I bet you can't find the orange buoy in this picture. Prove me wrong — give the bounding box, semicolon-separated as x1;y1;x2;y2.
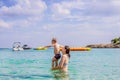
60;47;91;51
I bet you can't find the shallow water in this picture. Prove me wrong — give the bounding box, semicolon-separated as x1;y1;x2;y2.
0;48;120;80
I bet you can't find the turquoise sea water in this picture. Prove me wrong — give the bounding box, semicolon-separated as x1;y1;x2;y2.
0;48;120;80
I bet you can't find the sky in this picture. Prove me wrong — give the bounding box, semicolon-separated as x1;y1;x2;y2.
0;0;120;48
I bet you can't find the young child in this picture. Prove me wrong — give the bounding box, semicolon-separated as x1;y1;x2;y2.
44;38;63;69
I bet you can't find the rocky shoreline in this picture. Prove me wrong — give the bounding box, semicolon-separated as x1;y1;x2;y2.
86;44;120;48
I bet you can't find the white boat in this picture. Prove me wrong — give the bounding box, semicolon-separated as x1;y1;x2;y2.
12;42;24;51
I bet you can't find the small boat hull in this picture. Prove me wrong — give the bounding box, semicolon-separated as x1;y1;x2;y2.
13;48;24;51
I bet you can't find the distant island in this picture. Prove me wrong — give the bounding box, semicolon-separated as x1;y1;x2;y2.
86;37;120;48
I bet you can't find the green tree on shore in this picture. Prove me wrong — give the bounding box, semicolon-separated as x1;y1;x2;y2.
111;37;120;45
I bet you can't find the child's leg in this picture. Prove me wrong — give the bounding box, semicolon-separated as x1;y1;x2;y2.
52;57;56;68
55;60;58;67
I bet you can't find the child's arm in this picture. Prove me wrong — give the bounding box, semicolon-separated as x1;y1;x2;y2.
44;45;52;48
43;44;53;48
60;45;64;48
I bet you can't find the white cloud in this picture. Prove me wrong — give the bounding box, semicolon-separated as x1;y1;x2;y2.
52;3;70;15
51;0;84;20
0;0;47;16
0;19;12;28
51;0;120;20
42;14;120;36
0;0;47;28
111;0;120;6
51;3;70;20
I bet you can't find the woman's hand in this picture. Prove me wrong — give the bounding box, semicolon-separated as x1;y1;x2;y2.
51;66;59;70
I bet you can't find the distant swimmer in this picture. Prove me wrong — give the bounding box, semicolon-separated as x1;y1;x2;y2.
52;45;70;72
44;38;63;69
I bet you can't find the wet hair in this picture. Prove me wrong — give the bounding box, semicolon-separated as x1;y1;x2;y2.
52;38;57;43
65;45;70;58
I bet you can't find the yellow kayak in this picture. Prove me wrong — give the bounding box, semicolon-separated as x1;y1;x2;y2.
34;47;47;50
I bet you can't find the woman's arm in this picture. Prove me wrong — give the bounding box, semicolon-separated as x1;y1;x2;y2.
59;55;65;69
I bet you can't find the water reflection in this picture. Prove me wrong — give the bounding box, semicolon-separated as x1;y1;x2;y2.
51;70;70;80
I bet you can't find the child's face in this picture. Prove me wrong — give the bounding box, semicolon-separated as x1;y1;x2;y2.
51;40;55;44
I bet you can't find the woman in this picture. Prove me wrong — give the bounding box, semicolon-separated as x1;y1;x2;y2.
52;45;70;72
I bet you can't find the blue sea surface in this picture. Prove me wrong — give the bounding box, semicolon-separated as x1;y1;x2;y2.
0;48;120;80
